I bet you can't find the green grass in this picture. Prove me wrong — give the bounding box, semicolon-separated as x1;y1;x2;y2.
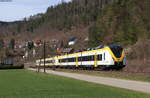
0;70;150;98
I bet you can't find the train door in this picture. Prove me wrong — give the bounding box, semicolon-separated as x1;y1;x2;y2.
94;53;98;67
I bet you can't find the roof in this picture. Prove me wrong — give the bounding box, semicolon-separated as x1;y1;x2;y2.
68;37;78;42
62;48;74;53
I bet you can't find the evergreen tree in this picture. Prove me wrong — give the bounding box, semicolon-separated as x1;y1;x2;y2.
28;41;34;50
0;39;4;49
9;39;15;50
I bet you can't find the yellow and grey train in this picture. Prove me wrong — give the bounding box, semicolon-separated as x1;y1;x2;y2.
36;45;126;70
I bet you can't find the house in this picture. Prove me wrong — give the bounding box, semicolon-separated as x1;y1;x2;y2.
68;37;78;46
62;48;74;54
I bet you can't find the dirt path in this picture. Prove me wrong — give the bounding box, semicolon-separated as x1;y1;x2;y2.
28;68;150;94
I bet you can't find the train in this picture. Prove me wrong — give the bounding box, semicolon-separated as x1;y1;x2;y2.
36;44;126;70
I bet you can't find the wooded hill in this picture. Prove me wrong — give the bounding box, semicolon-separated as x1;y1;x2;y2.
0;0;149;47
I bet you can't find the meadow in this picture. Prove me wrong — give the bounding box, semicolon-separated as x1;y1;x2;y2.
0;70;150;98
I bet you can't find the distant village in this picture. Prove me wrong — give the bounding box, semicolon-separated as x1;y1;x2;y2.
0;36;91;67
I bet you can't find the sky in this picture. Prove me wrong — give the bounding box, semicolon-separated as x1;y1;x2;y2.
0;0;71;22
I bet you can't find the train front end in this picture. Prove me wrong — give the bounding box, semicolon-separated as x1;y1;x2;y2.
108;45;126;69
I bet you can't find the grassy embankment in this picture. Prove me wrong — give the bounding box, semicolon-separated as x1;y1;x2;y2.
0;70;150;98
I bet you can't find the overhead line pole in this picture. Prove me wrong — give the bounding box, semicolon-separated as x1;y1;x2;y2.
43;41;46;73
38;58;41;73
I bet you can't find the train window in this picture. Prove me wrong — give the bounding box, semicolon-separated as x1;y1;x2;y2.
59;59;65;63
59;59;61;63
65;59;68;62
78;55;94;61
52;60;55;63
72;58;75;62
78;57;82;61
61;59;66;62
109;45;123;58
97;54;102;61
87;56;94;61
46;60;53;63
40;61;44;64
91;56;94;60
68;58;76;62
62;59;65;62
59;58;69;62
104;53;105;60
81;56;85;61
68;58;70;62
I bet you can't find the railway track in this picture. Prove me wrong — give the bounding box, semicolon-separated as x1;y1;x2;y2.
33;66;150;77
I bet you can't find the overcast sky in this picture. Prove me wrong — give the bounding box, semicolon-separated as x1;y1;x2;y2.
0;0;71;22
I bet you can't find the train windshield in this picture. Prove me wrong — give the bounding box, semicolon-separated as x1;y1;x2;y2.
108;45;123;58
